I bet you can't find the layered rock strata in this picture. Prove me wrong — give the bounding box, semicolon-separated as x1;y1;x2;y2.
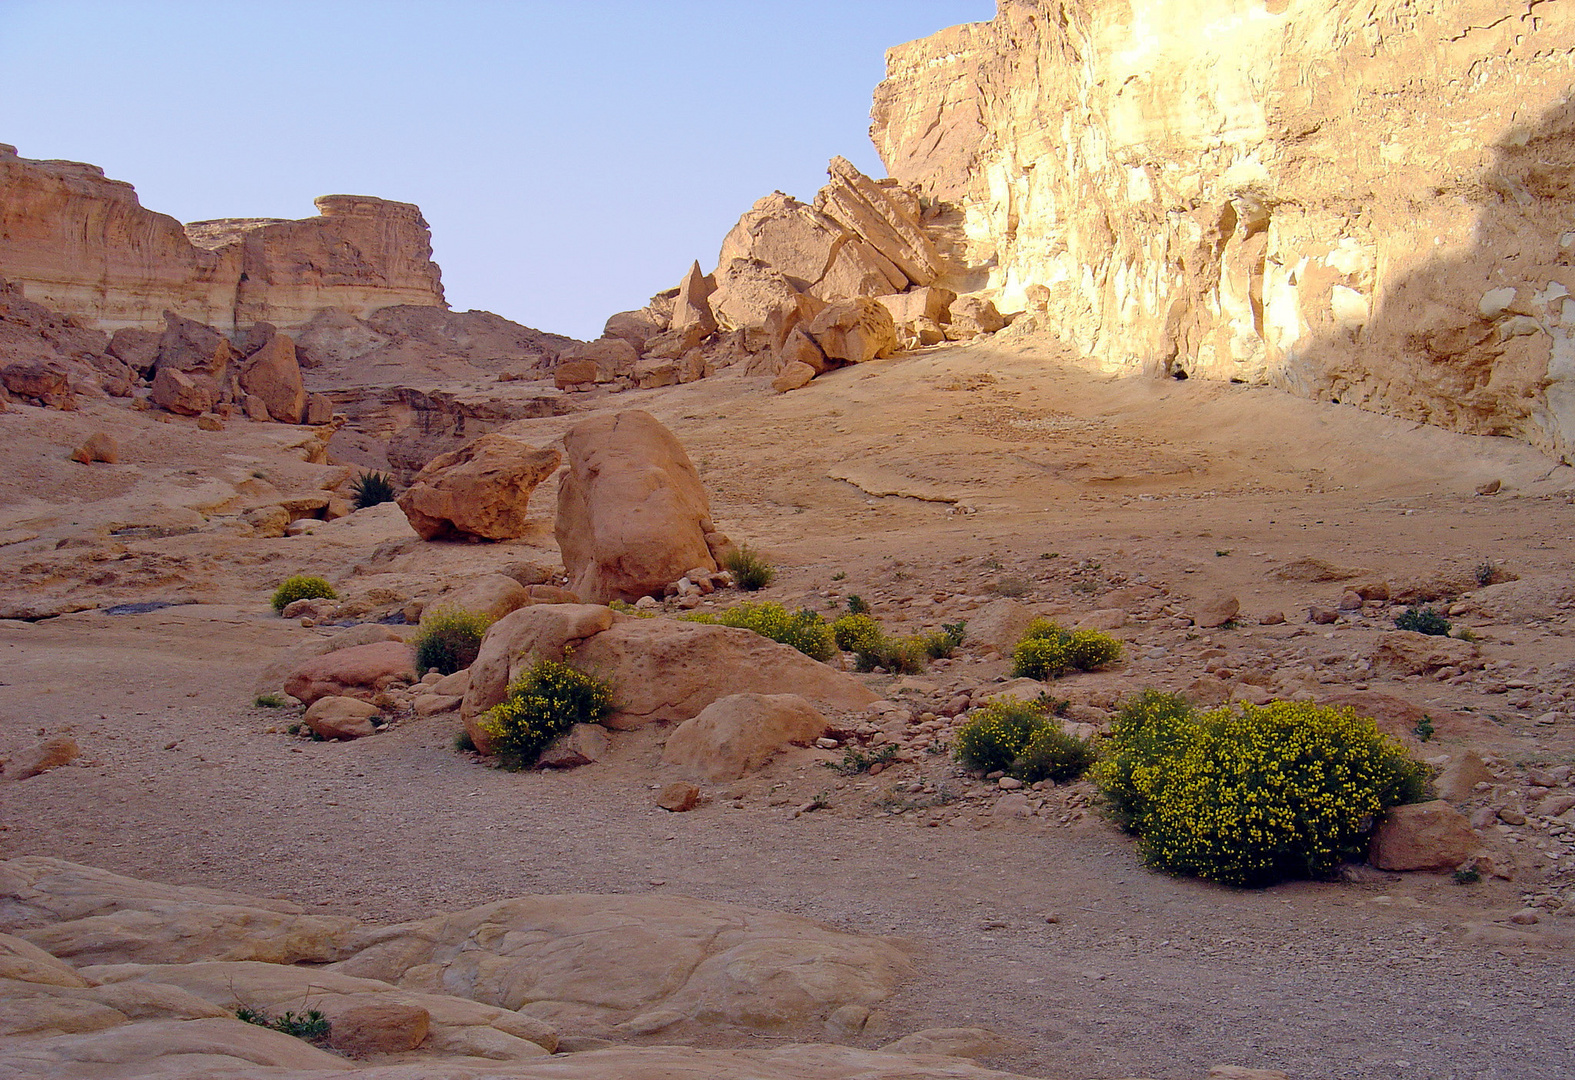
871;0;1575;461
0;144;445;333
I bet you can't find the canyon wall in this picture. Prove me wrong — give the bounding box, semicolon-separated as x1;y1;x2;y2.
0;144;445;333
872;1;1575;462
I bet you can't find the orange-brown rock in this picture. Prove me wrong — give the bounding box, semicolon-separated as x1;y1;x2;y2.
718;192;904;301
69;432;119;464
555;410;722;604
150;366;219;416
0;144;445;333
662;693;831;782
397;434;562;542
670;260;718;337
806;298;898;364
1369;800;1479;872
283;641;415;706
238;333;306;423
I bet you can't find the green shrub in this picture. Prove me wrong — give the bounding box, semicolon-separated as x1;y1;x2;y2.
1093;696;1431;888
413;607;493;675
271;575;337;614
723;545;775;591
253;692;287;708
1013;723;1095;784
923;620;967;659
685;601;835;661
865;634;930;674
481;658;614;768
846;594;871;615
1395;606;1451;636
1011;620;1120;679
953;700;1051;774
831;613;883;653
350;470;396;509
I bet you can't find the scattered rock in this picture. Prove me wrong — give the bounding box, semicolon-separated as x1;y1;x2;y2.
657;781;702;812
1368;800;1479;872
301;696;381;740
967;598;1036;653
538;723;610;769
1369;631;1481;676
238;333;307;423
284;641;416;706
328;1002;430;1054
68;432;118;465
1190;593;1239;628
3;735;79;780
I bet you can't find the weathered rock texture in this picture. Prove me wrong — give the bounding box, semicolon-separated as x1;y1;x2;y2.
871;2;1575;461
397;433;562;541
555;411;726;603
0;144;445;333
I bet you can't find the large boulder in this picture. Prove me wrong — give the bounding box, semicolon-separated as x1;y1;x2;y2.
397;433;562;541
283;640;416;705
154;311;239;378
806;298;898;364
711;259;806;333
1369;800;1479;871
1369;631;1481;676
424;573;532;625
718;193;904;301
149;366;220;415
814;156;944;288
574;618;878;730
557;336;639;378
237;333;306;423
662;693;830;782
555;411;721;604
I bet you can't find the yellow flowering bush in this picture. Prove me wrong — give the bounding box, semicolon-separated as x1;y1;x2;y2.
1094;695;1431;887
1011;620;1121;680
413;607;493;675
953;699;1093;782
831;613;883;653
271;574;336;613
684;602;835;661
481;658;613;768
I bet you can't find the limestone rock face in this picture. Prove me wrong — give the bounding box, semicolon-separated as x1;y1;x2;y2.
397;434;562;541
871;2;1575;461
555;411;721;604
0;144;446;333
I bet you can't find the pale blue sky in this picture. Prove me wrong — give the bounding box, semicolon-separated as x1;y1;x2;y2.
1;1;995;339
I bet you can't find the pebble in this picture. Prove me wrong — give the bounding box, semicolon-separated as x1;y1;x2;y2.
1509;908;1541;926
998;776;1023;790
1499;808;1528;826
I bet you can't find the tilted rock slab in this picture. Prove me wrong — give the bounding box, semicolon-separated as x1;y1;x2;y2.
554;411;722;604
398;433;562;541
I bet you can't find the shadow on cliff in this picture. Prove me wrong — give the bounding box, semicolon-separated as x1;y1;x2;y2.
1282;94;1574;464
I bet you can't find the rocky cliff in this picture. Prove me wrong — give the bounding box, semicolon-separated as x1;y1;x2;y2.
0;144;445;333
872;1;1575;462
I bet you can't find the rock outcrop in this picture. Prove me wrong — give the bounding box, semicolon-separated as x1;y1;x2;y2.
870;1;1575;461
0;144;445;334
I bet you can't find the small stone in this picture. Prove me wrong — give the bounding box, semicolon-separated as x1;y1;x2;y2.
302;696;380;740
997;776;1023;790
1307;606;1338;625
815;736;840;749
1191;593;1239;628
1509;907;1540;926
196;411;225;431
1498;807;1527;826
1527;768;1557;787
1475;479;1502;495
1337;590;1363;611
657;781;701;812
1258;611;1286;625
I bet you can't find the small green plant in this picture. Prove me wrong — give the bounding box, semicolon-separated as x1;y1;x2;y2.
831;571;847;582
724;545;775;591
1395;606;1451;636
608;599;657;617
481;658;614;768
1414;716;1435;742
254;692;287;708
236;1006;330;1042
846;594;871;616
953;700;1052;774
686;602;835;661
1452;865;1482;885
413;607;493;675
831;612;883;653
1011;620;1121;680
350;470;396;509
1012;723;1095;784
853;633;929;674
270;575;337;614
823;743;899;775
1092;695;1431;888
1453;626;1479;642
453;730;477;753
1474;560;1499;587
923;620;967;659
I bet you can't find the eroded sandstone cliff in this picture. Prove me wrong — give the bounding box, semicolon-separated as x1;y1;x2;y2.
872;1;1575;461
0;144;445;333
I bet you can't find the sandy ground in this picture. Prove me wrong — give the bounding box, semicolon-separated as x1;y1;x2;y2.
3;333;1575;1079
